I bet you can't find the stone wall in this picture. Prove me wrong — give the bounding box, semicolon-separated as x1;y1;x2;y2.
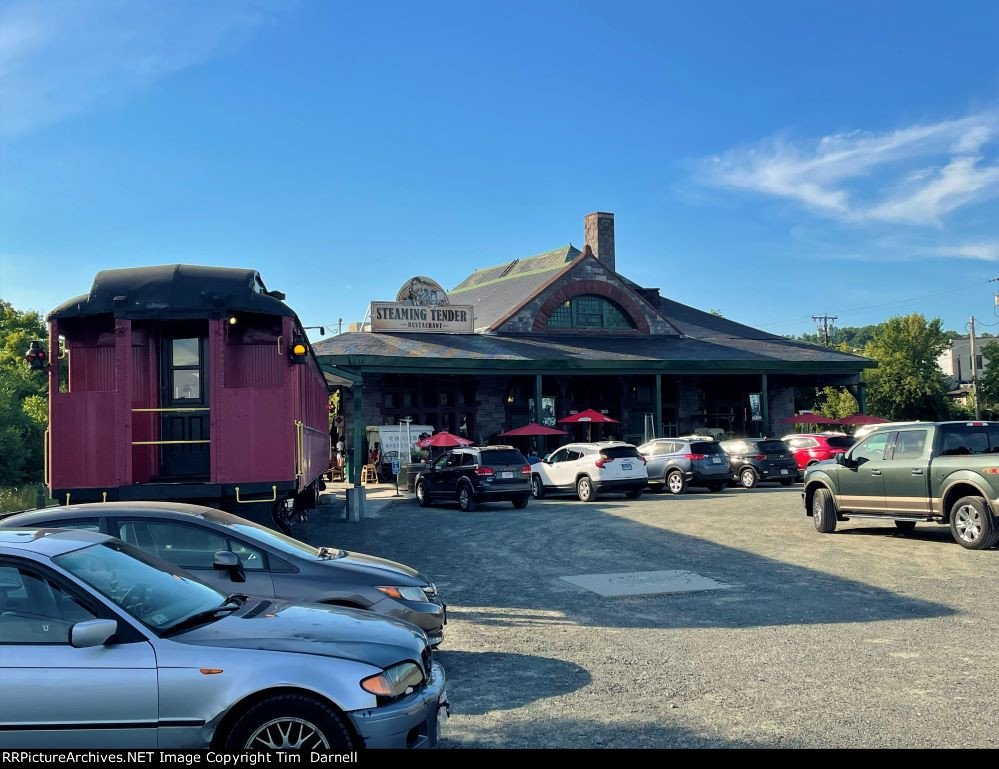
767;386;794;437
475;375;509;442
497;256;676;335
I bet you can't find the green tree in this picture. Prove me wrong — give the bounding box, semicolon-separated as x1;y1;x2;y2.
817;386;858;419
0;301;48;485
974;339;999;418
861;313;951;420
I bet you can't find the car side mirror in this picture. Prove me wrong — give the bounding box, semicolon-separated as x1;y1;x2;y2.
213;550;246;583
70;619;118;648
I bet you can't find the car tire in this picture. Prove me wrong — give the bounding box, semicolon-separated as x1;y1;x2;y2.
707;482;726;492
894;520;917;534
531;474;546;499
666;470;686;495
457;483;477;512
779;479;794;486
812;488;837;533
223;693;354;751
416;480;432;508
949;496;999;550
512;495;530;509
576;476;596;502
625;487;643;499
739;467;758;489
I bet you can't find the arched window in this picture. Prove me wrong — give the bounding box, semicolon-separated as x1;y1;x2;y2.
546;294;636;330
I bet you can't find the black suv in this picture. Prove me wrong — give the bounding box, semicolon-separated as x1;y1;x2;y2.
720;438;797;488
415;446;532;511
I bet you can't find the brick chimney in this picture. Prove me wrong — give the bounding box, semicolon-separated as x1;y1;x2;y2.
584;212;615;273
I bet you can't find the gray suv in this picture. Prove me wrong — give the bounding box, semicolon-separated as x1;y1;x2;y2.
1;502;447;645
638;437;731;494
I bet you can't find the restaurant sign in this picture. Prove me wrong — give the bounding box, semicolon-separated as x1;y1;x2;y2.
370;302;474;333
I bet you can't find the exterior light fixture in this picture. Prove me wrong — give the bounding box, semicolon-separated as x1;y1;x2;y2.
25;340;48;371
228;315;238;326
289;333;308;364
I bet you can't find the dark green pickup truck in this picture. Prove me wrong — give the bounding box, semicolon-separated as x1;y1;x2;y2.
803;421;999;550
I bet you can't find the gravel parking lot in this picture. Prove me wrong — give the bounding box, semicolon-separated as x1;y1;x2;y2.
302;485;998;748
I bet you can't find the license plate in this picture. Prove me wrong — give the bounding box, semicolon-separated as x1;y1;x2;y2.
621;463;632;470
780;469;789;475
501;472;513;479
711;457;721;464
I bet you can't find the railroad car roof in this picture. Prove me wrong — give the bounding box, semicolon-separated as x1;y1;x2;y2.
48;264;296;320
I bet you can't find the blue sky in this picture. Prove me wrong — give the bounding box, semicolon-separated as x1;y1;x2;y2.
2;0;999;340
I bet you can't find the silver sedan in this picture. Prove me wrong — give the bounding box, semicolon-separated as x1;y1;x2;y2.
0;528;447;749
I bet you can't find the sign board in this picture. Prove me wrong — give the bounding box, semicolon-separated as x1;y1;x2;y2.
368;425;433;460
749;393;762;421
391;457;401;475
370;302;474;333
528;397;557;427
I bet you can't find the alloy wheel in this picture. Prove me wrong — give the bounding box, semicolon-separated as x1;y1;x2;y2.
741;469;755;488
668;473;683;494
245;718;330;750
955;504;983;543
460;488;470;510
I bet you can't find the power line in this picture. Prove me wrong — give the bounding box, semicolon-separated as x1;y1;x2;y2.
759;280;990;331
811;314;838;347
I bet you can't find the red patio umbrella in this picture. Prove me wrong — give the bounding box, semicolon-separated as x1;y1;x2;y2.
838;414;890;426
499;424;569;437
558;409;619;424
558;409;619;440
777;414;841;425
416;431;472;448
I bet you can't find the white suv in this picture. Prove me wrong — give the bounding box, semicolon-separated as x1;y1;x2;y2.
529;442;649;502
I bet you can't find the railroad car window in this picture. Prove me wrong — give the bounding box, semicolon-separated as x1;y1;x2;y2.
172;339;200;367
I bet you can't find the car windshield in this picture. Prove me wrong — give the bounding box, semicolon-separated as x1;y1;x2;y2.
691;441;725;455
600;446;641;459
223;521;325;560
480;450;527;465
825;436;856;448
55;541;227;634
755;440;790;453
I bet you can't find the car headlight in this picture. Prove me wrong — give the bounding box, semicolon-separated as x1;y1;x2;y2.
360;661;425;698
377;585;429;602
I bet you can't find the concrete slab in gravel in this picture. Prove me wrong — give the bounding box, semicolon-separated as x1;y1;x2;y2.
560;569;734;597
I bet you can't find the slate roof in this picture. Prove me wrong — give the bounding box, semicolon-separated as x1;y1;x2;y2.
314;243;872;373
449;245;580;331
314;330;871;372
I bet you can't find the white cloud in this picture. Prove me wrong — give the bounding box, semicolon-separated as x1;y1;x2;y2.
0;0;286;138
701;111;999;226
933;243;999;262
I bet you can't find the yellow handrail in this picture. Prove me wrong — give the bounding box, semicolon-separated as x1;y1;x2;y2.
235;485;277;504
131;407;210;413
132;439;211;446
43;429;50;489
294;420;304;479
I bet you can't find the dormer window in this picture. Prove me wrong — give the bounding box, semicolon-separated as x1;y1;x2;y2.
546;294;636;330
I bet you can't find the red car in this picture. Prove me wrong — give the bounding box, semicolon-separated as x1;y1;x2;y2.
782;433;856;474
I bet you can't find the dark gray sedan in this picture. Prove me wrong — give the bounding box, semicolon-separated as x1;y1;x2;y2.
1;502;446;645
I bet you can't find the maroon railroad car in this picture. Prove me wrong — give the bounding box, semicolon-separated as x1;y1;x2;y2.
45;265;329;528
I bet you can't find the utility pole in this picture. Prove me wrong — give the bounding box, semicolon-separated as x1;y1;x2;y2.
812;314;838;347
969;316;981;420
